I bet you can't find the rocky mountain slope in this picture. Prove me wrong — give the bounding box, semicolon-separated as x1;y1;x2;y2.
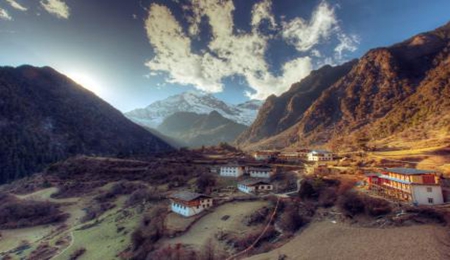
157;111;247;147
236;60;357;146
0;65;172;184
237;22;450;151
125;91;262;128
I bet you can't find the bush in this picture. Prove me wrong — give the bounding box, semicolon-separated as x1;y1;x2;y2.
80;202;115;223
318;187;338;207
338;191;365;216
196;173;216;193
405;206;449;225
363;196;391;216
130;206;167;259
0;200;69;229
69;248;86;260
278;207;305;233
125;188;161;207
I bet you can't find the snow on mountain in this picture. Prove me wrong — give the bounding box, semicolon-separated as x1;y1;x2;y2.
125;91;263;128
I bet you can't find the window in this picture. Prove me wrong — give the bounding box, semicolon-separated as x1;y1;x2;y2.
428;198;434;204
426;187;432;192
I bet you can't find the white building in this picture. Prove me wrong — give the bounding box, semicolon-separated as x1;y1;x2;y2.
238;179;273;194
169;191;213;217
378;168;444;205
220;164;245;178
307;150;334;161
248;167;275;179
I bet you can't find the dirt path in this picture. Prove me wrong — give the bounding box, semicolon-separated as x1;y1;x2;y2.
246;221;450;260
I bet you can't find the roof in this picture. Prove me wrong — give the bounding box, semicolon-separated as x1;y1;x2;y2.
384;168;435;175
310;150;332;154
221;164;243;168
239;178;271;186
248;167;272;172
169;191;210;201
365;172;380;177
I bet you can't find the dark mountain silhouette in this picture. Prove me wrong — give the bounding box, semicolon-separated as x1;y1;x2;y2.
0;65;172;184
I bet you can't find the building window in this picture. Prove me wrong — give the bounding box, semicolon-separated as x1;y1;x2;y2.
428;198;434;204
426;187;432;192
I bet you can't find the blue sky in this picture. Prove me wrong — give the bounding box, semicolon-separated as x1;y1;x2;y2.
0;0;449;111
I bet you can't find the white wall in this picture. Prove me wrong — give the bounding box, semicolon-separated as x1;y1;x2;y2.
220;166;244;177
308;153;333;161
171;198;213;217
249;170;272;178
411;185;444;205
238;184;255;194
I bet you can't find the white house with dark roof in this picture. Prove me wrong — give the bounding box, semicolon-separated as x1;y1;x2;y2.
238;179;273;194
307;150;334;161
220;164;245;178
169;191;213;217
248;167;275;179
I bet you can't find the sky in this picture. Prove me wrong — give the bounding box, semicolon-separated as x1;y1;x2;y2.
0;0;449;112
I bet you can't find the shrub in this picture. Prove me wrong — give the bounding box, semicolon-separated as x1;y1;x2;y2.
318;187;338;207
278;207;305;233
69;248;86;260
338;191;365;216
125;188;161;207
196;173;216;193
405;206;449;225
130;206;167;258
0;200;69;229
80;202;115;223
363;196;391;216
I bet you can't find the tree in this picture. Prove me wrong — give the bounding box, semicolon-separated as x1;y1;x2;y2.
196;173;216;193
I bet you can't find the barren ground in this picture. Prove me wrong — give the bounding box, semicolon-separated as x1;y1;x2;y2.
246;221;450;260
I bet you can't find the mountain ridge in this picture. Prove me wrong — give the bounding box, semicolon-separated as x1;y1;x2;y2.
237;21;450;151
0;65;172;183
125;91;262;128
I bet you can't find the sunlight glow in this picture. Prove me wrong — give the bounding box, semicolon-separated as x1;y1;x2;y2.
66;71;103;96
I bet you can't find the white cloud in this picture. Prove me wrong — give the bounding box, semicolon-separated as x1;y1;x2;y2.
5;0;28;11
40;0;70;19
144;0;358;100
334;33;359;61
0;8;12;20
251;0;276;31
281;2;338;52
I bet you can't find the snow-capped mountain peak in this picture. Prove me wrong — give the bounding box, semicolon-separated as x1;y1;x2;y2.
125;91;262;128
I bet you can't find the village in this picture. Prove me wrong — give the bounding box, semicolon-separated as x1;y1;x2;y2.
169;148;450;218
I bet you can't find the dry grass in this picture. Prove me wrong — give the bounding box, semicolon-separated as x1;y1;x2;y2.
247;221;450;260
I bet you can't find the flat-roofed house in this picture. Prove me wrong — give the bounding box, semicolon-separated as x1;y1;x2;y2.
307;150;334;161
169;191;213;217
219;164;245;178
237;179;273;194
368;168;444;205
248;167;275;179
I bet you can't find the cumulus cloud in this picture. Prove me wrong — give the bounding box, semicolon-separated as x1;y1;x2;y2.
251;0;276;31
0;8;12;20
40;0;70;19
145;0;358;100
5;0;28;11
